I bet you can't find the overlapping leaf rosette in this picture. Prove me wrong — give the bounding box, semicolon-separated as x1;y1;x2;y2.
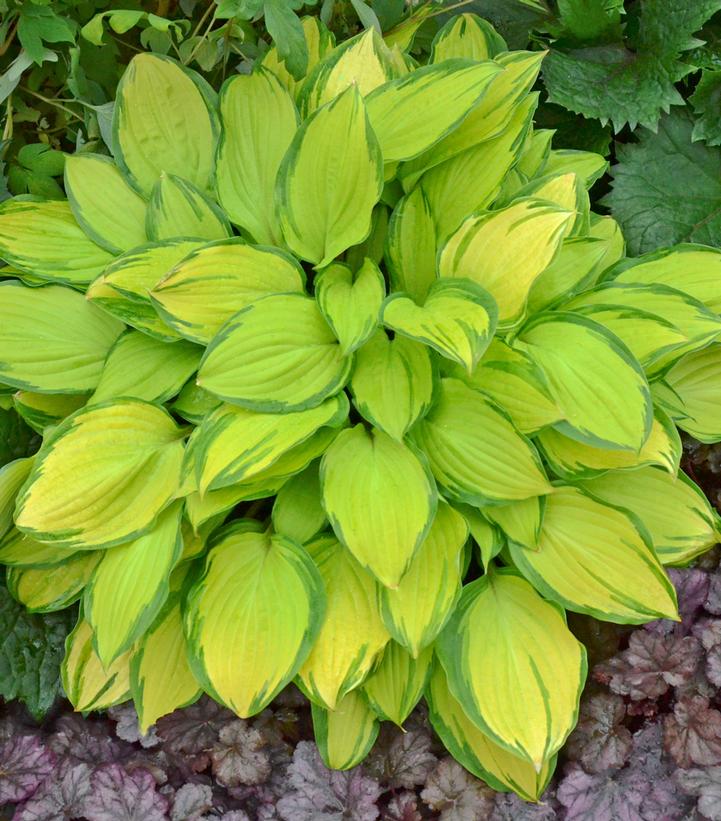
2;14;721;802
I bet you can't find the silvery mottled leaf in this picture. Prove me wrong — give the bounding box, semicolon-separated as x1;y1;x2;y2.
676;766;721;821
365;726;437;789
171;782;214;820
490;792;559;821
156;696;236;757
109;703;161;749
210;720;271;788
706;572;721;615
663;694;721;768
565;693;632;774
645;569;709;636
83;764;169;821
47;713;131;764
0;734;55;803
383;791;423;821
420;758;495;821
556;763;647;821
276;741;381;821
14;760;92;821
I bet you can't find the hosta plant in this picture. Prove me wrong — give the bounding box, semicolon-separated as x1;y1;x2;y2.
1;12;721;803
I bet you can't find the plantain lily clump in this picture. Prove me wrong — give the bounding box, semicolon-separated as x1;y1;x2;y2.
3;12;721;802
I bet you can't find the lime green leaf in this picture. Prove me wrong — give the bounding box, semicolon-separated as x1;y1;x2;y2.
379;500;467;656
147;174;231;242
0;282;124;393
385;186;437;303
185;523;325;717
516;313;652;450
272;462;327;544
16;401;185;550
411;378;552;505
383;278;497;372
430;13;507;62
436;570;586;768
64;154;148;254
0;200;114;286
170;382;221;425
483;496;544;550
0;458;33;539
0;528;72;567
261;15;334;97
84;502;182;665
509;485;679;623
315;259;385;355
8;552;100;613
311;690;379;770
298;535;389;709
13;393;87;434
216;68;298;245
661;344;721;442
277;86;383;267
197;294;351;412
455;503;504;572
321;425;437;588
349;331;434;440
363;641;432;725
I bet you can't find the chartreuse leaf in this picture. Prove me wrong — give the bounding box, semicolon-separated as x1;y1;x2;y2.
187;392;347;494
483;496;544;550
62;617;131;713
383;278;497;373
537;410;681;480
378;500;467;656
171;382;220;425
0;200;114;286
185;523;325;717
0;282;124;393
298;535;389;709
516;313;653;450
544;149;608;189
90;332;201;405
113;54;217;195
272;463;327;544
216;68;298;245
7;552;100;613
452;339;561;435
277;86;383;267
365;60;500;163
315;259;385;355
131;592;202;733
455;503;504;572
385;186;437;302
14;393;87;434
15;401;185;550
86;240;202;341
0;458;33;539
311;690;379;771
411;378;552;505
363;641;432;725
436;570;586;768
609;245;721;315
262;15;334;97
440;199;572;326
430;13;507;62
350;331;434;440
513;172;590;235
580;467;721;566
147;174;231;242
509;486;679;623
150;241;304;345
427;662;555;801
0;529;68;567
64;154;147;254
84;502;182;665
321;425;437;588
299;28;396;114
198;294;351;412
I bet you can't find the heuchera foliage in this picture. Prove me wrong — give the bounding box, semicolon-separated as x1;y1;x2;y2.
2;12;721;803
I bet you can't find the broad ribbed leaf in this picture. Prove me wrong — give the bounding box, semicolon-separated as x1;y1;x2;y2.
147;174;231;241
0;529;67;567
363;641;432;725
483;496;544;550
271;463;327;544
311;690;379;771
430;13;507;62
13;393;87;434
8;552;100;612
0;458;33;540
662;344;721;442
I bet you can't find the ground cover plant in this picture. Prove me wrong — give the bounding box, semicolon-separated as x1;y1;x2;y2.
4;1;721;817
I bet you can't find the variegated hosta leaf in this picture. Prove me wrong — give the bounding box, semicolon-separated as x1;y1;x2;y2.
385;186;438;303
15;401;185;550
580;467;721;566
363;641;433;726
350;331;435;441
7;552;100;613
509;485;679;623
516;313;653;451
321;425;437;588
482;496;544;550
277;85;383;267
661;344;721;443
90;331;202;405
515;172;590;234
436;570;586;769
62;618;131;713
197;294;351;412
315;259;385;355
14;393;87;434
297;535;389;710
456;503;504;572
311;690;379;771
0;200;115;286
0;529;69;567
186;392;348;494
0;282;124;393
439;198;573;326
271;462;327;545
113;53;218;195
543;148;607;187
184;523;325;717
430;13;507;62
147;173;231;242
0;460;33;542
261;15;334;96
411;378;552;505
216;67;298;245
64;153;148;254
427;662;556;801
171;382;221;425
382;278;497;373
84;502;183;665
379;500;467;656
